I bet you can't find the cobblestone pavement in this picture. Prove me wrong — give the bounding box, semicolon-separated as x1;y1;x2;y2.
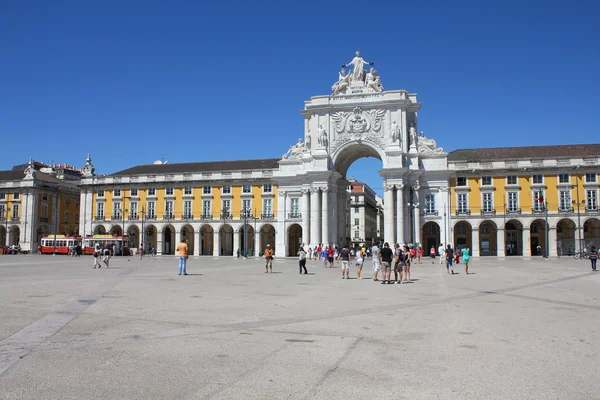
0;254;598;399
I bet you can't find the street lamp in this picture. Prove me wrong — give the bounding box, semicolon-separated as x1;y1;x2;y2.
407;202;419;245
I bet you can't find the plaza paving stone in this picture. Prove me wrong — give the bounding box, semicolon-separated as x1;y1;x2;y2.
0;254;598;399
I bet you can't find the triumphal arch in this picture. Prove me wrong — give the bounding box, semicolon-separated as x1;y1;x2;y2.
275;51;451;254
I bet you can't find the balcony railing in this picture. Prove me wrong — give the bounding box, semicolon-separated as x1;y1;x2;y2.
455;209;471;216
261;213;274;219
201;214;213;220
220;213;232;219
40;217;49;222
480;209;496;215
111;215;122;221
146;214;156;220
163;214;174;220
422;210;438;216
181;214;193;220
506;208;522;215
10;217;20;222
287;213;302;219
240;210;253;218
558;207;574;214
94;216;105;221
128;215;139;220
586;207;599;214
531;207;546;214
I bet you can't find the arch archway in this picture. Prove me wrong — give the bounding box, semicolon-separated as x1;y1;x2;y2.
332;142;385;179
422;222;440;252
238;224;255;257
181;224;194;255
557;218;576;256
288;224;303;256
478;220;497;256
200;225;214;255
530;219;547;256
505;220;523;256
0;226;6;248
109;225;122;236
127;225;140;250
9;225;20;246
162;225;175;255
453;221;472;252
144;225;158;253
260;224;276;256
219;224;234;256
93;225;106;235
584;217;600;251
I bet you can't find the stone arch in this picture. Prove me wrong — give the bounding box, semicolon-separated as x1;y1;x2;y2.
505;219;523;256
143;225;158;253
556;218;576;256
219;224;234;256
421;221;441;252
583;217;600;250
0;225;6;248
530;219;547;256
478;220;497;256
162;225;175;255
109;225;123;236
93;225;106;235
238;224;255;257
287;223;303;256
126;225;140;250
180;224;194;256
9;225;20;246
199;224;214;255
331;141;386;179
453;221;472;252
259;224;276;256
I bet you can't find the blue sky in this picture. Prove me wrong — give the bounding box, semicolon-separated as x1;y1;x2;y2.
2;0;599;196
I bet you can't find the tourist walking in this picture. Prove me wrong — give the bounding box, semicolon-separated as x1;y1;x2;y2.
340;244;352;279
327;246;335;268
321;246;329;268
356;248;364;279
417;246;423;264
176;239;188;275
298;246;308;274
371;241;381;281
93;245;100;269
264;244;274;273
393;243;403;283
445;244;455;274
102;246;111;268
438;243;445;264
430;245;436;264
307;246;312;260
379;242;394;284
139;243;143;260
402;245;411;283
462;246;471;274
590;246;598;271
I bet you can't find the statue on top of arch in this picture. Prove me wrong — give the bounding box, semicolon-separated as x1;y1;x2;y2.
332;51;383;95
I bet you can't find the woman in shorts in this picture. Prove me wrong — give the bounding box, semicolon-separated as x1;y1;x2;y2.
461;246;470;274
417;246;423;264
430;245;436;264
356;250;364;279
403;245;411;282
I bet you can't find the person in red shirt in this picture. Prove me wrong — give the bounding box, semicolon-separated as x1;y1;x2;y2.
316;245;322;261
327;246;335;268
417;246;423;264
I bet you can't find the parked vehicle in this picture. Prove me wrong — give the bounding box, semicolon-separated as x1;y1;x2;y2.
6;245;28;255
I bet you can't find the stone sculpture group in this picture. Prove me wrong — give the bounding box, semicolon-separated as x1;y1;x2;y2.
332;51;383;95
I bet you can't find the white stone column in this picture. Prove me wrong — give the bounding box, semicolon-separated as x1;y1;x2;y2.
24;191;38;252
194;229;201;256
497;228;505;257
549;226;557;257
253;229;259;257
413;187;421;245
213;228;220;256
233;230;240;256
472;227;480;257
175;228;181;249
157;229;164;255
328;187;338;246
383;183;395;245
321;187;329;247
301;189;310;246
275;191;286;257
522;227;531;256
310;188;320;247
396;184;404;245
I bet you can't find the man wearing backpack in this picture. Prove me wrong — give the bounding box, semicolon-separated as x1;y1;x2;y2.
393;243;404;283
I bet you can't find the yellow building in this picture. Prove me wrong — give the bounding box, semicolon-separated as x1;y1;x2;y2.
0;159;80;252
447;144;600;257
78;157;283;256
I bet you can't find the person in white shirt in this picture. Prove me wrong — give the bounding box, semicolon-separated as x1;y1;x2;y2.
438;244;445;264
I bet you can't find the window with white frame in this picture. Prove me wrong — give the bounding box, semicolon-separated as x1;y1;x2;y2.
457;193;468;213
507;176;518;185
242;184;251;193
97;189;105;197
424;194;435;214
354;231;360;239
130;201;138;218
532;175;543;184
222;199;231;216
130;188;138;196
184;187;192;195
482;176;492;186
97;203;104;218
0;205;5;218
13;192;20;200
482;192;493;213
263;184;272;193
183;200;192;218
165;200;173;218
263;199;272;216
114;189;121;197
354;218;359;226
586;173;597;183
148;188;156;196
291;198;300;216
113;202;121;218
166;187;174;196
202;200;211;217
147;201;155;218
456;177;467;187
242;199;251;215
532;191;545;211
507;192;519;212
559;190;571;211
0;193;5;200
587;190;598;210
41;193;47;201
559;174;570;184
203;186;211;194
222;185;231;194
11;204;19;219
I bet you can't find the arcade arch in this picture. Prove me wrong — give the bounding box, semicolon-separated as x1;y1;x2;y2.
162;225;175;255
505;220;523;256
478;220;497;256
422;222;440;252
93;225;106;235
530;219;547;256
181;224;194;255
127;225;140;249
200;225;214;255
144;225;158;253
584;217;600;249
288;224;302;256
259;224;276;256
453;221;472;251
219;224;234;256
238;224;255;257
9;226;20;246
557;218;576;256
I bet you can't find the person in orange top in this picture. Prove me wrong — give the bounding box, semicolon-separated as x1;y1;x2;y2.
176;239;188;275
264;244;274;273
